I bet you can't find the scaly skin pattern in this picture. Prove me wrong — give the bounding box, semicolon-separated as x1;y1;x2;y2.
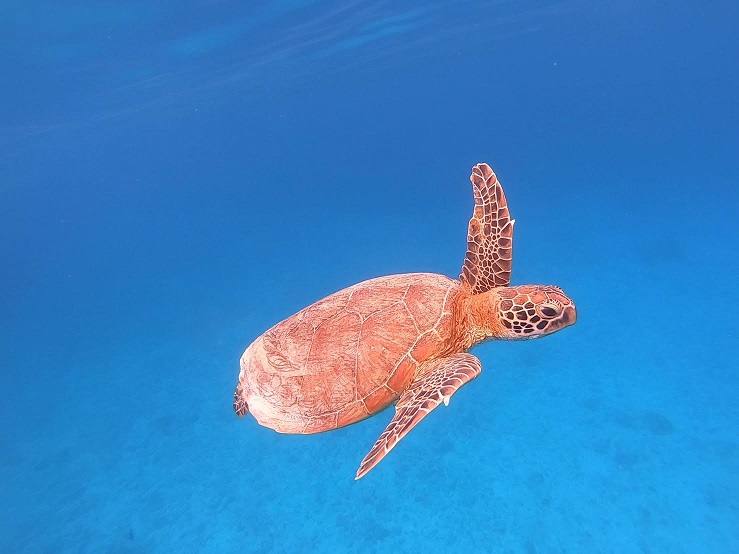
460;162;514;294
462;284;576;344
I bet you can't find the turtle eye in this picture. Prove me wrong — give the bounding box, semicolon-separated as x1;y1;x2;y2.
540;302;561;318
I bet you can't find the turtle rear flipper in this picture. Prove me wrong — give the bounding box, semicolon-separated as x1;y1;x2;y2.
233;385;249;417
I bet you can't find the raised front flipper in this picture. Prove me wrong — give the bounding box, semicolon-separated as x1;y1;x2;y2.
355;353;482;480
460;163;514;293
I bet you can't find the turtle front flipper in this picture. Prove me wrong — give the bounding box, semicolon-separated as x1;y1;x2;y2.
355;353;482;480
460;163;515;294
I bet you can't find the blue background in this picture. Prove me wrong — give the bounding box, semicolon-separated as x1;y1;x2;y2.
2;1;737;552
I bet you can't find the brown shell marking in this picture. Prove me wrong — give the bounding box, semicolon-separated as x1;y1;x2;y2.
460;163;514;294
236;273;461;434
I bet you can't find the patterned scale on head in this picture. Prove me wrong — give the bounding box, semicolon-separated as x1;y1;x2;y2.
234;162;577;480
496;285;577;339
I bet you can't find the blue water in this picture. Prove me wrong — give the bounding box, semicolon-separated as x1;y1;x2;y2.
2;1;737;552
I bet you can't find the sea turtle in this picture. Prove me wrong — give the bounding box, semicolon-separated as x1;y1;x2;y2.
234;163;576;479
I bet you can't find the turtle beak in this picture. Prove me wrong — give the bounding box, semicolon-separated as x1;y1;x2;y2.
562;305;577;327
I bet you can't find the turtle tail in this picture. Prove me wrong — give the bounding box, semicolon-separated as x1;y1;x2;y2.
233;384;249;417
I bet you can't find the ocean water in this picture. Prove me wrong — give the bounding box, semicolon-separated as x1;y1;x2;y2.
2;1;737;552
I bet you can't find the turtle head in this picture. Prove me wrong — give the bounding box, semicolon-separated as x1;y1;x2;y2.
493;284;577;340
